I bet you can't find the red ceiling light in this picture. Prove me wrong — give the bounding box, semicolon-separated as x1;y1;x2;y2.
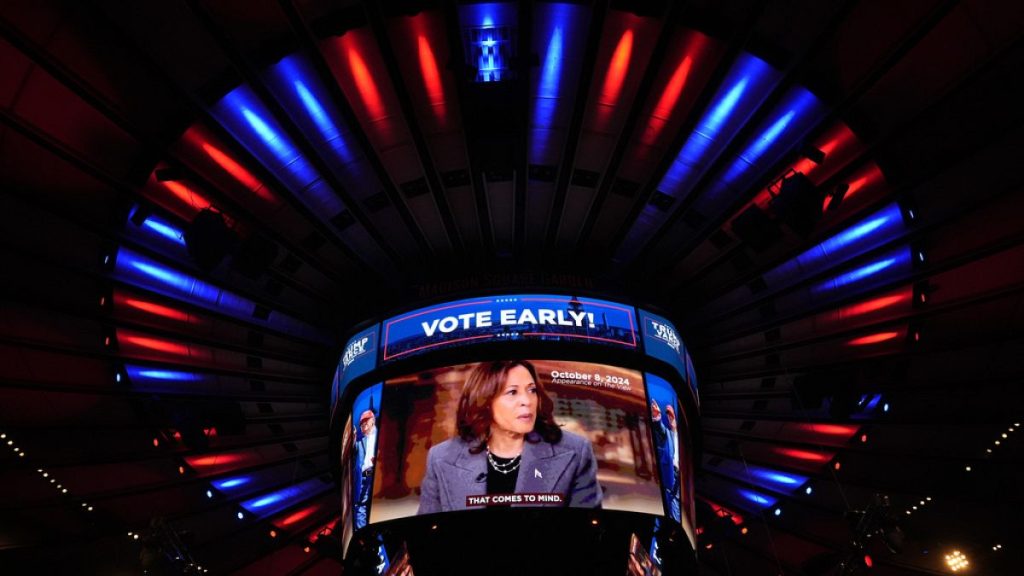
118;334;191;356
847;331;901;346
842;290;912;317
416;34;447;124
346;45;386;120
121;297;192;323
642;55;692;145
774;447;830;462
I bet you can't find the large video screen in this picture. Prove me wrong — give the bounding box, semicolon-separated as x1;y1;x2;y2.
381;295;639;363
349;359;671;523
645;373;696;548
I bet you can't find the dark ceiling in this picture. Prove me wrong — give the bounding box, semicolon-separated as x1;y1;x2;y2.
2;0;1023;574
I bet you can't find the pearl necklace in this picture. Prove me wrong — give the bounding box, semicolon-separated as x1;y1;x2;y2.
486;448;522;475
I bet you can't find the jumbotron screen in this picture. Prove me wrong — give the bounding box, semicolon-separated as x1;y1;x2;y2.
334;293;698;558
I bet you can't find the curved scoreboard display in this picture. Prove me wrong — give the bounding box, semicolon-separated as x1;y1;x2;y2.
332;293;700;571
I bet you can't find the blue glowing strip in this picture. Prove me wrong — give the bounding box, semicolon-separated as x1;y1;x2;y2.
239;477;327;517
125;365;202;382
533;24;563;134
746;466;808;492
269;55;356;165
214;477;251;490
864;393;882;412
140;217;186;246
764;203;906;288
810;247;912;297
737;488;777;508
114;248;255;318
656;53;778;196
211;87;334;212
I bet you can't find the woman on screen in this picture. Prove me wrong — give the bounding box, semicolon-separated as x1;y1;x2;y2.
417;360;602;513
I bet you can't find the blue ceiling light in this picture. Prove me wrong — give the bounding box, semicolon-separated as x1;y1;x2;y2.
530;3;587;163
131;368;201;382
737;488;777;509
211;87;341;216
864;393;883;412
810;247;913;297
267;54;356;166
213;477;251;490
763;202;906;288
114;249;253;318
615;53;780;262
239;477;329;518
142;219;186;246
459;3;517;84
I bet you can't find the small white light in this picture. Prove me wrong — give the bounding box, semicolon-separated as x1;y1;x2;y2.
206;490;213;499
237;511;244;520
908;209;915;219
926;497;931;501
883;403;890;412
5;440;11;446
912;506;918;510
1002;433;1008;438
133;534;139;540
115;373;122;383
61;488;68;494
905;510;911;515
965;466;972;471
42;472;48;478
0;433;5;439
805;486;813;495
774;508;782;517
919;500;925;505
87;506;93;511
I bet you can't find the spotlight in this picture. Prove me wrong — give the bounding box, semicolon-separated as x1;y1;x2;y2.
944;550;969;572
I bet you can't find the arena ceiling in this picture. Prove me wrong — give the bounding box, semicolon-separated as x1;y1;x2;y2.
1;0;1023;574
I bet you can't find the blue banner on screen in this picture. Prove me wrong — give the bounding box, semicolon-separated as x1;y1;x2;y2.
335;326;379;401
382;294;638;362
639;310;696;398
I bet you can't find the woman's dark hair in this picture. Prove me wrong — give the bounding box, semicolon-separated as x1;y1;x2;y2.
456;360;561;453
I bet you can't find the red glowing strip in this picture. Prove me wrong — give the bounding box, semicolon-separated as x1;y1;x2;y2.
842;291;911;317
599;29;634;107
276;504;320;528
186;453;246;467
773;447;830;462
847;332;901;346
642;56;692;146
798;423;859;436
163;180;211;211
347;46;385;119
699;497;745;525
417;35;447;122
122;298;190;322
653;55;692;120
120;334;191;356
199;143;275;203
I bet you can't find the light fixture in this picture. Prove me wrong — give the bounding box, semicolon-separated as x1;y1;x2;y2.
805;486;813;495
945;550;968;572
206;490;213;499
774;507;782;516
965;466;972;472
237;511;244;520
